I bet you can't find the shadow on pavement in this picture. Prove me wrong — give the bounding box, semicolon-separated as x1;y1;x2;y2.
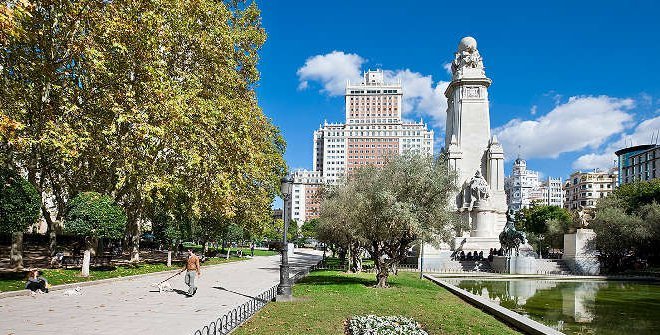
172;288;190;296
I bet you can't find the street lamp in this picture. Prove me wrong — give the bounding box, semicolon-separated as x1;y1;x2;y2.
277;174;293;301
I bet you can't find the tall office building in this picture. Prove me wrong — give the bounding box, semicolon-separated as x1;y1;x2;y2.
289;70;435;224
313;70;434;184
615;144;660;185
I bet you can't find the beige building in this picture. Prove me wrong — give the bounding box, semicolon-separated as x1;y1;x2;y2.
563;169;618;211
285;169;324;226
291;70;434;225
313;70;434;185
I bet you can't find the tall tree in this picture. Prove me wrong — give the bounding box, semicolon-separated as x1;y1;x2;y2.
0;167;41;269
319;153;457;287
2;0;284;263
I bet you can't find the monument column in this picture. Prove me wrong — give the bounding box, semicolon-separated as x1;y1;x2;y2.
444;36;507;250
421;37;508;271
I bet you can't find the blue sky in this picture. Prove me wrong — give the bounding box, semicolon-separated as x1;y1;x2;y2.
256;0;659;182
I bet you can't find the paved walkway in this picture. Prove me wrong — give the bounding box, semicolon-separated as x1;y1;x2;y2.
1;249;323;335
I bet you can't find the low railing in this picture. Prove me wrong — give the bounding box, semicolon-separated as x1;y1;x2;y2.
192;260;323;335
193;285;278;335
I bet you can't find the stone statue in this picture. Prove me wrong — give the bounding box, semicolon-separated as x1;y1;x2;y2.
469;170;490;203
576;206;590;228
499;209;525;256
451;36;484;78
462;170;490;210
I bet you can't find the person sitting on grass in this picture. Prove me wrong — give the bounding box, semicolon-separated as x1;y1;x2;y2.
25;269;49;293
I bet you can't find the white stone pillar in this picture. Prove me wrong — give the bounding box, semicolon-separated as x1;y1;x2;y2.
82;250;91;277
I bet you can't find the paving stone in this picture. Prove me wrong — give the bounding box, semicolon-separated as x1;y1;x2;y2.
2;250;322;335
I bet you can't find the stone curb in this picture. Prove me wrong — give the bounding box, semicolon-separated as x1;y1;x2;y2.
424;274;564;335
429;272;660;282
0;257;255;300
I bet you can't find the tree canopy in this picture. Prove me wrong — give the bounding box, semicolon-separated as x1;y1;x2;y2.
590;180;660;272
515;205;572;252
0;167;41;235
1;0;284;260
63;192;127;240
318;153;457;287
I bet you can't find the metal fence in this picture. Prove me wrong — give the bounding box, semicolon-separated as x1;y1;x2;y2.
192;285;278;335
192;260;323;335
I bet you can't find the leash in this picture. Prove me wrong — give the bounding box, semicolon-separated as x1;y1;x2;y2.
159;269;185;285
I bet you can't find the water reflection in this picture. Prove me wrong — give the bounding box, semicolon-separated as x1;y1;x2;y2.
444;279;660;335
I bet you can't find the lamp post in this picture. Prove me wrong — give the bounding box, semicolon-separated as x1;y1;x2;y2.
277;175;293;301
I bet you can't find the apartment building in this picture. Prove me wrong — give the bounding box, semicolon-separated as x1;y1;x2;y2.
563;169;618;210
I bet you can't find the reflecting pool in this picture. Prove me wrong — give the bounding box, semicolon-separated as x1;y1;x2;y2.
443;278;660;335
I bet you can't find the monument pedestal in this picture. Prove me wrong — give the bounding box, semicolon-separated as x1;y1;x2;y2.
453;236;500;253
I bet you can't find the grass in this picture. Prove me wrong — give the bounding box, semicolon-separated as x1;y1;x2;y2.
183;244;279;257
234;271;521;335
237;248;278;257
0;256;245;293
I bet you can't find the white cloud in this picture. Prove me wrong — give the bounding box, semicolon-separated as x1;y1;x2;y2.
530;105;537;115
296;51;450;128
572;153;617;170
573;115;660;170
442;62;452;76
296;51;365;95
495;96;635;160
383;69;449;127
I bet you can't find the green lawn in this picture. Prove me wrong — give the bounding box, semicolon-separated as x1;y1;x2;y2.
0;257;243;293
237;248;278;257
234;271;521;335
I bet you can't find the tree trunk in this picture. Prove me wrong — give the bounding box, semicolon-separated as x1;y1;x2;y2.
350;245;362;273
10;232;24;270
167;250;172;267
82;249;91;277
42;205;57;256
127;217;140;263
375;265;389;288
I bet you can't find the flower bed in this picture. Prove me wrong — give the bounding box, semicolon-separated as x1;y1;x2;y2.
346;315;429;335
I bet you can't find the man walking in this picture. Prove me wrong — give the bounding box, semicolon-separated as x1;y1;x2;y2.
183;249;201;297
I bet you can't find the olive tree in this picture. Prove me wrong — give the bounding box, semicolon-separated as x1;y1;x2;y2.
591;180;660;272
319;153;457;287
0;167;41;269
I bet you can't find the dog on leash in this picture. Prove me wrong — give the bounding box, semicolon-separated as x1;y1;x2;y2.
151;281;174;293
62;287;82;296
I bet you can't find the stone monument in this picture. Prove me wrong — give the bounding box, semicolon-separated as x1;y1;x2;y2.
446;36;507;252
420;37;507;271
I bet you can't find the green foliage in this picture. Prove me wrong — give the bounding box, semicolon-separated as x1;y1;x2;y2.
591;180;660;272
0;167;41;234
1;0;284;260
64;192;126;239
515;205;572;251
318;153;456;287
609;179;660;212
301;219;319;239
